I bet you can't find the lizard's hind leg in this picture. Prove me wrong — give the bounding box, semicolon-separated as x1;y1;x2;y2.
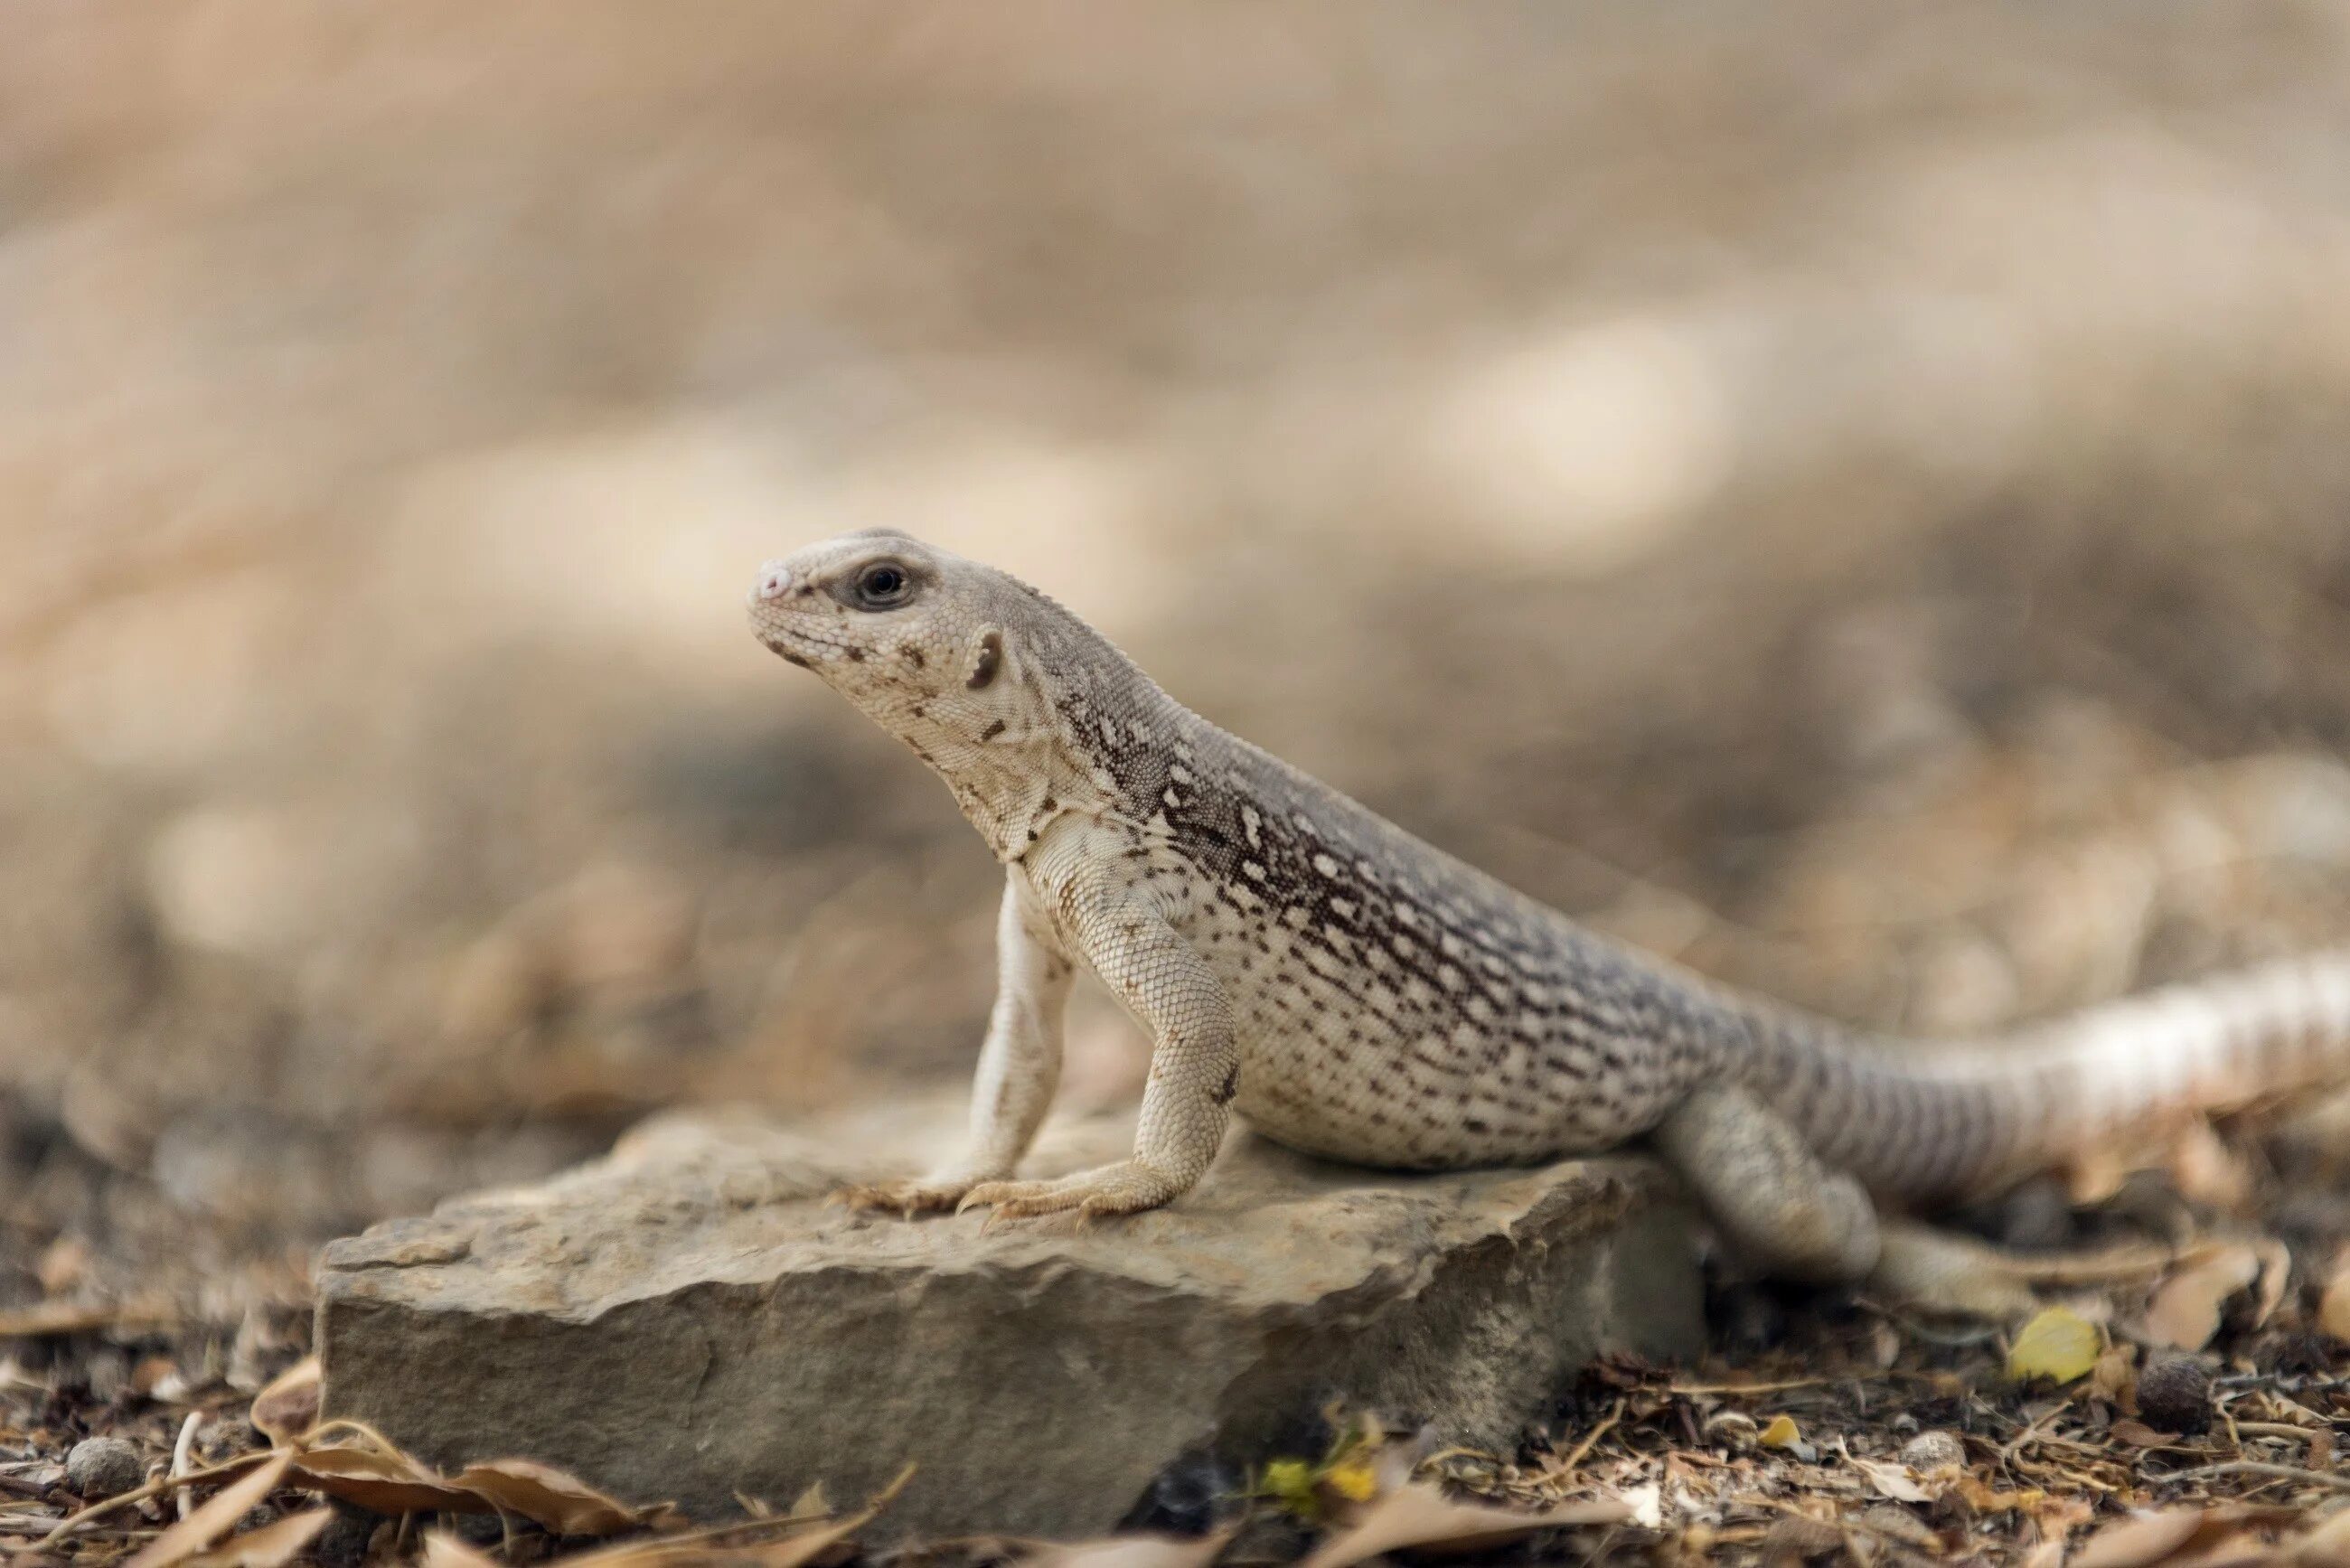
1654;1084;2038;1315
1653;1083;1885;1285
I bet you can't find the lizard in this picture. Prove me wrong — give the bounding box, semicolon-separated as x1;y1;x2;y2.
747;528;2350;1312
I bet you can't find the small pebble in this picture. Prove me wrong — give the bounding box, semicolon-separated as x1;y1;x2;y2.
1897;1429;1966;1471
2136;1357;2213;1435
64;1436;144;1499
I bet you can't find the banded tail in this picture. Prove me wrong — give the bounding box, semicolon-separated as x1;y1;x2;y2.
1742;951;2350;1202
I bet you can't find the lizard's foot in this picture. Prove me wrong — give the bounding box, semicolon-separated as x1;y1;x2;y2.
957;1160;1181;1223
831;1173;986;1218
1868;1223;2040;1319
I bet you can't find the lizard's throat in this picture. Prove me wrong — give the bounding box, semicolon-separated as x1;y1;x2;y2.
914;737;1095;864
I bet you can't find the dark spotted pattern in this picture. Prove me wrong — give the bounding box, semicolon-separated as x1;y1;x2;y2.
992;574;2350;1199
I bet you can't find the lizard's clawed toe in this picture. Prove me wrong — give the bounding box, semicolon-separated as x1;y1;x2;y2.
956;1162;1180;1224
832;1178;972;1218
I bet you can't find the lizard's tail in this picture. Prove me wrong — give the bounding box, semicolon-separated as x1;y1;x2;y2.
1744;949;2350;1204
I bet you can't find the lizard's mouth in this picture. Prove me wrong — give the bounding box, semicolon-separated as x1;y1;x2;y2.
746;573;833;670
749;615;832;671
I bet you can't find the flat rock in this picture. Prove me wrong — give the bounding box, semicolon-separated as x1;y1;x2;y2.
317;1102;1702;1542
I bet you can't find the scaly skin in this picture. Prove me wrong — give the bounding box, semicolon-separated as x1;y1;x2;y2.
752;530;2350;1299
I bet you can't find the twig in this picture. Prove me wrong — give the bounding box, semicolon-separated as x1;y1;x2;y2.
2162;1461;2350;1493
172;1413;204;1521
39;1451;282;1545
1551;1399;1627;1477
1669;1377;1838;1396
1998;1400;2074;1469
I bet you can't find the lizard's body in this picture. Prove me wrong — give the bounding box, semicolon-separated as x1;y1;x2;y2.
750;530;2350;1310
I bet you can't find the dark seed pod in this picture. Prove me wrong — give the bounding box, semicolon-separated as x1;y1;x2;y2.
2136;1356;2213;1436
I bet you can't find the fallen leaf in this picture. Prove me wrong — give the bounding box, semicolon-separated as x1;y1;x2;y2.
2319;1253;2350;1345
2146;1247;2260;1351
2068;1507;2296;1568
2092;1343;2139;1410
1759;1414;1802;1449
1297;1483;1630;1568
1027;1528;1235;1568
550;1512;871;1568
287;1429;674;1536
1321;1455;1378;1506
423;1536;503;1568
1850;1459;1930;1504
248;1357;321;1446
0;1299;178;1338
2068;1509;2210;1568
123;1453;293;1568
1954;1476;2044;1513
2008;1307;2102;1383
451;1458;671;1536
2290;1507;2350;1568
2108;1420;2178;1448
183;1508;334;1568
2250;1238;2291;1329
1260;1459;1319;1518
2166;1120;2251;1208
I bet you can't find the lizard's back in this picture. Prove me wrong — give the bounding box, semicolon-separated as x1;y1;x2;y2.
1115;698;1745;1169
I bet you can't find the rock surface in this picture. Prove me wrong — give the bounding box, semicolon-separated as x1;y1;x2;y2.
316;1102;1702;1542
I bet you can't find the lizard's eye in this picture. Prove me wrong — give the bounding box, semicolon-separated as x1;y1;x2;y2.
846;561;915;610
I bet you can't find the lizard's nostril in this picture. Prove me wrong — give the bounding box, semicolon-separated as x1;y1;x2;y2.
753;565;793;603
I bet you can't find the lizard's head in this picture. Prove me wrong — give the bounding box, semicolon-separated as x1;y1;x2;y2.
747;530;1094;837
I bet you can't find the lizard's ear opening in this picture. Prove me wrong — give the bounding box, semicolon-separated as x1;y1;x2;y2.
965;627;1005;691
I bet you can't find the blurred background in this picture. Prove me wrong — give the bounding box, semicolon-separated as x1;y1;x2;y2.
11;1;2350;1327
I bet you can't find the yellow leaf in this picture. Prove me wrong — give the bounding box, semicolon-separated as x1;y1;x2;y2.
1759;1414;1801;1449
1260;1459;1319;1518
2008;1306;2103;1384
1321;1456;1378;1504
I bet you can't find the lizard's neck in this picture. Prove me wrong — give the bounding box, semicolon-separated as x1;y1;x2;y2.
906;595;1189;864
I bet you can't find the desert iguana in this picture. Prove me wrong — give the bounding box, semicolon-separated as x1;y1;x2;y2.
748;530;2350;1312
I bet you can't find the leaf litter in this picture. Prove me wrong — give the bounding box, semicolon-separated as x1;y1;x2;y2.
7;1093;2350;1567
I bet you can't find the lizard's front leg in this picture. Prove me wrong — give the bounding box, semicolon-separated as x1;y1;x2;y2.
962;880;1237;1223
837;872;1073;1216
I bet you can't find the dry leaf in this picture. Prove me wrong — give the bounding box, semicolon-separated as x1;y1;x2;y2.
183;1509;334;1568
2319;1253;2350;1345
1297;1483;1630;1568
2289;1507;2350;1568
287;1431;673;1536
0;1299;178;1338
543;1507;884;1568
1850;1459;1930;1504
2250;1238;2291;1329
249;1357;321;1446
2109;1420;2177;1448
2069;1509;2211;1568
2145;1247;2260;1351
423;1536;504;1568
2008;1307;2102;1383
1759;1414;1802;1449
1027;1528;1234;1568
2092;1343;2139;1410
123;1453;293;1568
2166;1120;2251;1208
2068;1507;2296;1568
